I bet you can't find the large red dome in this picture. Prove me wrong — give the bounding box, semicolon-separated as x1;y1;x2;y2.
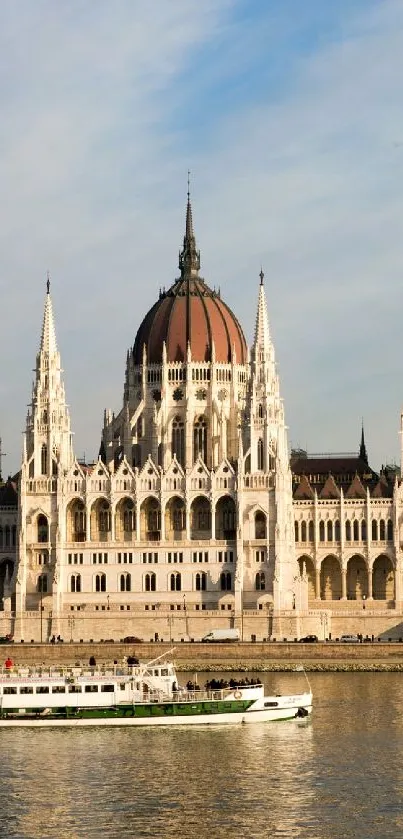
133;200;247;365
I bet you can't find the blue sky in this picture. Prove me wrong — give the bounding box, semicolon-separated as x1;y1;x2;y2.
1;0;403;473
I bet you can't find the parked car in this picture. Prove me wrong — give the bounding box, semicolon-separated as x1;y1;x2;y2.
0;634;13;644
122;636;143;644
340;634;360;643
299;634;318;643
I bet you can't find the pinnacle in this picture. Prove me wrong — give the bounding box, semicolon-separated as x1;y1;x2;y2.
253;273;271;351
39;285;58;356
179;191;201;278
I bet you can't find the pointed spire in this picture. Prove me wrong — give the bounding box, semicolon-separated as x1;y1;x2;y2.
179;173;200;278
39;274;58;356
253;269;271;351
359;421;368;465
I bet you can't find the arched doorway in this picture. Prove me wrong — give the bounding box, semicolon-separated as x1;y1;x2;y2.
297;556;316;604
320;556;342;600
215;496;236;540
190;497;211;540
347;555;368;600
140;497;161;541
372;555;395;600
165;496;186;540
115;497;135;541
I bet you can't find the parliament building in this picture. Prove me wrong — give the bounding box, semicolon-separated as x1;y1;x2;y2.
0;197;402;642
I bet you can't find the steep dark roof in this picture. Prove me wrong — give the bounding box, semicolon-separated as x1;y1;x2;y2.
291;451;381;497
0;479;18;508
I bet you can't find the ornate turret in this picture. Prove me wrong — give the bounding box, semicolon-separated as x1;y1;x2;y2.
24;277;74;476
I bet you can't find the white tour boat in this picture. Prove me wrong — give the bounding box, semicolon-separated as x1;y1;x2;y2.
0;652;313;728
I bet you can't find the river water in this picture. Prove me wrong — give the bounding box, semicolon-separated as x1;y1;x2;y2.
0;671;402;839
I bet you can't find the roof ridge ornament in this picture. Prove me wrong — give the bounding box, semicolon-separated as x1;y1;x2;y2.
179;174;201;278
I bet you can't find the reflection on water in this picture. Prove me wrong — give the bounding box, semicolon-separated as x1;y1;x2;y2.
0;673;403;838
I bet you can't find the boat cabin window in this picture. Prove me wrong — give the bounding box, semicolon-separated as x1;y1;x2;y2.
101;684;114;693
52;686;66;694
36;686;50;694
119;684;126;690
68;685;82;693
20;687;34;694
264;701;279;708
85;685;98;693
161;669;168;676
3;686;17;695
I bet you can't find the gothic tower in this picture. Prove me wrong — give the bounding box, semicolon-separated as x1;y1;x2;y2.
14;279;74;630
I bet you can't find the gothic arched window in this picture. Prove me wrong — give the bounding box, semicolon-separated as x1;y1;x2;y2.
170;572;181;592
41;444;48;476
195;572;207;591
255;511;266;539
145;573;156;592
172;416;185;467
71;574;81;593
120;573;131;592
95;573;106;593
257;439;264;471
37;515;48;543
220;572;232;591
193;417;207;464
37;574;48;593
98;502;111;532
255;571;265;591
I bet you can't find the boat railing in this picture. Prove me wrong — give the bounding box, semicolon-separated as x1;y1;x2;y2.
0;664;144;680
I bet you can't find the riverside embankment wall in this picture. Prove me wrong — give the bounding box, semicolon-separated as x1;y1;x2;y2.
2;641;403;670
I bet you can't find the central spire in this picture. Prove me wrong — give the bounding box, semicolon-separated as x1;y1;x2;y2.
178;173;200;278
40;274;58;356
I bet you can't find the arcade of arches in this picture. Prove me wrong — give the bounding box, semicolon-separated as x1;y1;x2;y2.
65;494;237;543
298;554;395;603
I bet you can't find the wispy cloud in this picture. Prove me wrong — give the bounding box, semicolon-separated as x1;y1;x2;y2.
1;0;402;471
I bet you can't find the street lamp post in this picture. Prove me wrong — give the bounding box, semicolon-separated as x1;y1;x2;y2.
40;587;43;644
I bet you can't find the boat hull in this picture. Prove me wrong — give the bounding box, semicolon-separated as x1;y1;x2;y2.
0;698;312;728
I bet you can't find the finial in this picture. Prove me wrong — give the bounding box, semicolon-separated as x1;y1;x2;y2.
46;271;50;294
259;267;264;285
179;177;201;278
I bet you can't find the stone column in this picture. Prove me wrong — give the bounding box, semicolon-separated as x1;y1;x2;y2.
315;566;321;600
85;504;91;542
110;503;115;543
160;500;166;541
341;567;347;600
367;562;373;600
210;496;216;540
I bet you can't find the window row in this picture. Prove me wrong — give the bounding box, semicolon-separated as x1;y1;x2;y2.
67;572;235;594
1;683;119;695
294;518;394;543
67;550;236;565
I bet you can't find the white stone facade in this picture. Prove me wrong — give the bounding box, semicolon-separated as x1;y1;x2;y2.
1;207;403;642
